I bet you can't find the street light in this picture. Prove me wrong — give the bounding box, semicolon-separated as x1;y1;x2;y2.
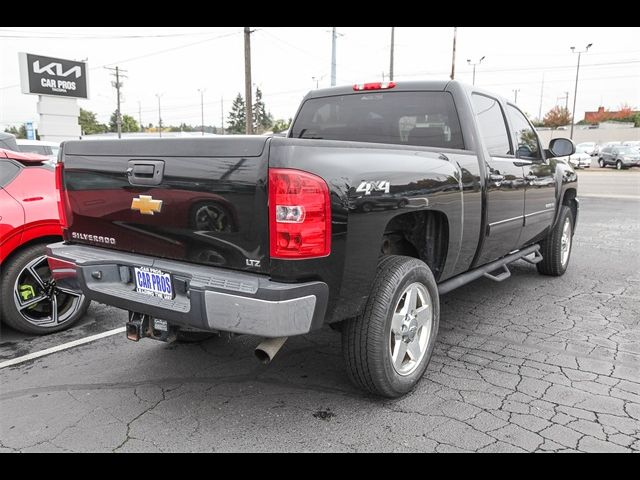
198;88;206;136
569;43;592;140
467;56;485;85
155;93;163;138
311;76;319;89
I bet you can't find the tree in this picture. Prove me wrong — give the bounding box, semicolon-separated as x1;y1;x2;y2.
169;123;196;132
79;108;108;135
227;93;246;134
272;118;291;134
543;106;572;129
4;125;27;139
252;88;273;133
109;111;140;133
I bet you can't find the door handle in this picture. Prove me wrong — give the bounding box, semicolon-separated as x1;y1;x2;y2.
126;160;165;186
489;174;505;182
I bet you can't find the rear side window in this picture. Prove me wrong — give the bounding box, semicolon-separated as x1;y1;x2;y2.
471;93;512;157
291;91;465;150
0;162;20;187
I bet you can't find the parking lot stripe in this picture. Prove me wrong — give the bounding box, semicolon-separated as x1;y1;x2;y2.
580;194;639;199
0;327;126;370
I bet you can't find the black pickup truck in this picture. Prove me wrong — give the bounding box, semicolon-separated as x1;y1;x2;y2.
48;80;578;397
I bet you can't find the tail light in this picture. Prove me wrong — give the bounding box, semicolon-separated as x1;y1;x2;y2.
55;162;73;230
269;168;331;259
353;82;396;91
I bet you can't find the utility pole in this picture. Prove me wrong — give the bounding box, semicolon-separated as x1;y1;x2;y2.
198;88;205;136
155;93;163;138
538;73;545;121
105;66;127;138
389;27;395;82
450;27;457;80
467;56;485;86
244;27;253;135
220;97;225;135
570;43;592;140
513;89;520;103
138;101;142;131
312;76;319;89
331;27;337;86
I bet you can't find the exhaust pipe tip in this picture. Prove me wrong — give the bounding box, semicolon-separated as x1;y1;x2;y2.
254;337;288;364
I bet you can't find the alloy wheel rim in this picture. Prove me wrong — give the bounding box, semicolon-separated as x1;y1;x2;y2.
13;255;84;327
560;218;572;267
388;282;433;376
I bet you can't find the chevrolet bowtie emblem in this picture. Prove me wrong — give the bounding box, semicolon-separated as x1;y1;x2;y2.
131;195;163;215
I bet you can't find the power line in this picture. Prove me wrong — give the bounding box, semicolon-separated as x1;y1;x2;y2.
395;59;640;79
0;28;225;39
0;30;243;90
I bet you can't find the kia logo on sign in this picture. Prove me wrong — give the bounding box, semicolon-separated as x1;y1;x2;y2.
32;61;82;79
19;52;89;99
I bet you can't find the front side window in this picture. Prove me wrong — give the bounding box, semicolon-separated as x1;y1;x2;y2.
471;93;512;157
507;104;541;160
290;91;465;150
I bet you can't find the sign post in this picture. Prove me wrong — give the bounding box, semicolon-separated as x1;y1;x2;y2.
18;52;89;143
25;121;35;140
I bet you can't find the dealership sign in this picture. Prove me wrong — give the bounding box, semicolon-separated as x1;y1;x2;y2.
19;53;89;99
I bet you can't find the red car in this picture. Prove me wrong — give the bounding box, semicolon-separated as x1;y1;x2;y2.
0;147;89;334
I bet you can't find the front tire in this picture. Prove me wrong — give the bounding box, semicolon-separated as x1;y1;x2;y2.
342;256;439;398
0;243;89;334
537;206;574;277
598;158;605;168
616;160;623;170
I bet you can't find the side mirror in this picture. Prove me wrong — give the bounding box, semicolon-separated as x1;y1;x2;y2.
548;138;575;158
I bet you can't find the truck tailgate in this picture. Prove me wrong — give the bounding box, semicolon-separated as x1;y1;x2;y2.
60;136;270;274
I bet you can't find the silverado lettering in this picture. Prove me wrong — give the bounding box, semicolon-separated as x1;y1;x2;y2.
48;80;578;398
71;232;116;245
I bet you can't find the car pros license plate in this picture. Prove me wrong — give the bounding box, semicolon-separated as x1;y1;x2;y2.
134;266;173;300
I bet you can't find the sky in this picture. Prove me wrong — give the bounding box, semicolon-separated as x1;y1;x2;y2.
1;27;639;130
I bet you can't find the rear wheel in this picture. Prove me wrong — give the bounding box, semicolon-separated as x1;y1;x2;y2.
342;256;439;398
598;158;605;168
537;206;574;277
616;160;623;170
0;243;89;334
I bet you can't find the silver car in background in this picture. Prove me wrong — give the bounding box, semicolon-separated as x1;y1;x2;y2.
598;145;640;169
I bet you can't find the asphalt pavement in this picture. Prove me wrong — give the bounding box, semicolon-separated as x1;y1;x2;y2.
1;169;639;452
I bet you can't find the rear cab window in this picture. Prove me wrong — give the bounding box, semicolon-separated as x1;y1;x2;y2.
290;91;465;150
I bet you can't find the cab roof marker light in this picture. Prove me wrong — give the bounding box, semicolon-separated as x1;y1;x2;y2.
353;82;396;91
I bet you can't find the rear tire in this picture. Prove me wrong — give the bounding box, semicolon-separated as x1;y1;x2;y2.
598;158;605;168
537;205;574;277
616;160;623;170
342;255;439;398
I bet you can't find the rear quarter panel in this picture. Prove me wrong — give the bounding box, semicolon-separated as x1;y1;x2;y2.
268;137;482;322
1;166;60;263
